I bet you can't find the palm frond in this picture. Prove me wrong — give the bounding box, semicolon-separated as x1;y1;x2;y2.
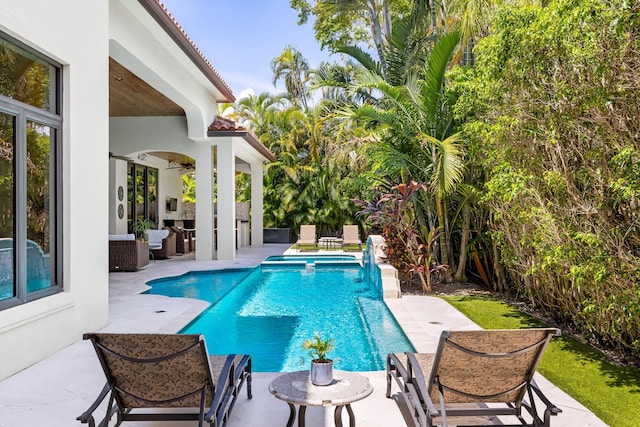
422;132;465;195
421;30;461;127
337;45;383;76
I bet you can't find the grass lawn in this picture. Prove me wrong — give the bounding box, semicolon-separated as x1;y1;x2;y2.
440;295;640;427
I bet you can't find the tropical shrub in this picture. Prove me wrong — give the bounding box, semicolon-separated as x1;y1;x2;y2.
456;0;640;357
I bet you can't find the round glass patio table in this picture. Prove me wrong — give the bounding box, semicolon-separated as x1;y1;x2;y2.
268;370;373;427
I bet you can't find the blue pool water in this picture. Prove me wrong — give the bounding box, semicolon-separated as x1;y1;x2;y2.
145;262;414;372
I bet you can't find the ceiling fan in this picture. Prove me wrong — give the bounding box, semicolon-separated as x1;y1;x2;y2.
166;159;195;171
109;152;132;161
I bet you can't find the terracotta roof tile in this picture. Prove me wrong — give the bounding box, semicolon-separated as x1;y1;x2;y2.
208;116;247;132
207;117;276;162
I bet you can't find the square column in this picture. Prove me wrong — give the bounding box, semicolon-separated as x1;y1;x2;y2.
250;161;264;245
194;145;215;260
215;141;236;260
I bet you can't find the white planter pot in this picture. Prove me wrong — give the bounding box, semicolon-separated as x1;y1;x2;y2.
310;360;333;386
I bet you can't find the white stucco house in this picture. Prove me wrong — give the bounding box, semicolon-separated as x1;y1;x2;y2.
0;0;274;380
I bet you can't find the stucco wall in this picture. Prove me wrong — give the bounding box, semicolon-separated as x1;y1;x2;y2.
0;1;110;379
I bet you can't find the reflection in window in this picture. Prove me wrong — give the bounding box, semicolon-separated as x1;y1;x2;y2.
148;168;158;227
26;121;53;294
0;37;56;112
0;112;15;301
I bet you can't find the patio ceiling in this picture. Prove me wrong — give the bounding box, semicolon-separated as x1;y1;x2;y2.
109;57;185;117
108;58;270;168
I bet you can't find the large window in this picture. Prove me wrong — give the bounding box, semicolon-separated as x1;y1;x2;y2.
0;33;62;309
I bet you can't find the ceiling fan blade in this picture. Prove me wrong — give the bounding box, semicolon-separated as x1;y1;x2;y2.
109;152;132;161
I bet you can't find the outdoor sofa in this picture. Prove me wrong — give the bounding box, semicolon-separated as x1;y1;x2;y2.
108;234;149;272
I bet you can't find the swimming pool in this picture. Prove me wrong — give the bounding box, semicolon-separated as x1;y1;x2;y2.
145;262;414;372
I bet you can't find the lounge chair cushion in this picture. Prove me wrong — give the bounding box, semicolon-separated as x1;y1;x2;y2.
108;233;135;241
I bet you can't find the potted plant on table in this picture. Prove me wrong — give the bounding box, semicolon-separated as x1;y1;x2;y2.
302;332;335;386
132;218;155;242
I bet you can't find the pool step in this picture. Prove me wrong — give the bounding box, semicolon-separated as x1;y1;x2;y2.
261;260;360;267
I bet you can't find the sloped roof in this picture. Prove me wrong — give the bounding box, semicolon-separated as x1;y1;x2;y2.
138;0;235;102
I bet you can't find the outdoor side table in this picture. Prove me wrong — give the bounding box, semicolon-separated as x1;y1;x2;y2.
318;237;342;250
268;370;373;427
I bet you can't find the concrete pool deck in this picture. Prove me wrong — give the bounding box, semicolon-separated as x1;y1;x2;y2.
0;244;607;426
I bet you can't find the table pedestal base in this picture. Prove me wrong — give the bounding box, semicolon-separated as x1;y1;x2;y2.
286;403;355;427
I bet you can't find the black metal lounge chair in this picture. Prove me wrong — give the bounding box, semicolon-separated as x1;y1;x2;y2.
386;328;562;427
78;333;252;427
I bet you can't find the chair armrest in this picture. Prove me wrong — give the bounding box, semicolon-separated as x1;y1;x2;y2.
406;352;439;417
387;353;410;380
205;354;236;424
76;383;112;426
386;353;409;397
233;354;253;399
530;379;563;415
136;240;148;258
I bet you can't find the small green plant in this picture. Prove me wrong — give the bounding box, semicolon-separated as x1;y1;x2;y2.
132;218;155;238
302;332;334;363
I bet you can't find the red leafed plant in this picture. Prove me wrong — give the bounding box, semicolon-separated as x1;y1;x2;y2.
352;175;444;292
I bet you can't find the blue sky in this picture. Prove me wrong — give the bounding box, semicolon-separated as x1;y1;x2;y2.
161;0;334;100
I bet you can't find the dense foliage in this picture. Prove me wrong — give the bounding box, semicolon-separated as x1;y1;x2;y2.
455;0;640;356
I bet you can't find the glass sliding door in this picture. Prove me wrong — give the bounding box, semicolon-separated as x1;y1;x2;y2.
127;164;159;232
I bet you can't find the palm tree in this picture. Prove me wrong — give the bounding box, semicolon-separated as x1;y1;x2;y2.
271;46;312;109
234;91;286;145
344;31;464;272
310;60;373;104
324;0;392;71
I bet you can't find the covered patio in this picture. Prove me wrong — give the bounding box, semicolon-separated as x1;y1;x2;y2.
108;1;275;261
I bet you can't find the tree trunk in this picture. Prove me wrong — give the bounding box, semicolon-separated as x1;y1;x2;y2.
435;193;448;267
366;0;386;73
492;240;507;293
454;204;471;282
429;0;438;37
381;0;392;41
444;198;454;272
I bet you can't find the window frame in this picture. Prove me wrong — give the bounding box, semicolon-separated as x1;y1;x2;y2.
0;32;63;310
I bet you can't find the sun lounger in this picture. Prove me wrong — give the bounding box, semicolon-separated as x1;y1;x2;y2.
78;333;252;427
296;224;317;251
386;328;562;427
341;224;362;250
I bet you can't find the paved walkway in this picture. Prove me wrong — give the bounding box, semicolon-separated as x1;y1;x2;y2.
0;245;607;426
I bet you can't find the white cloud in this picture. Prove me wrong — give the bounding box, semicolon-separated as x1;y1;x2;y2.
236;88;256;101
